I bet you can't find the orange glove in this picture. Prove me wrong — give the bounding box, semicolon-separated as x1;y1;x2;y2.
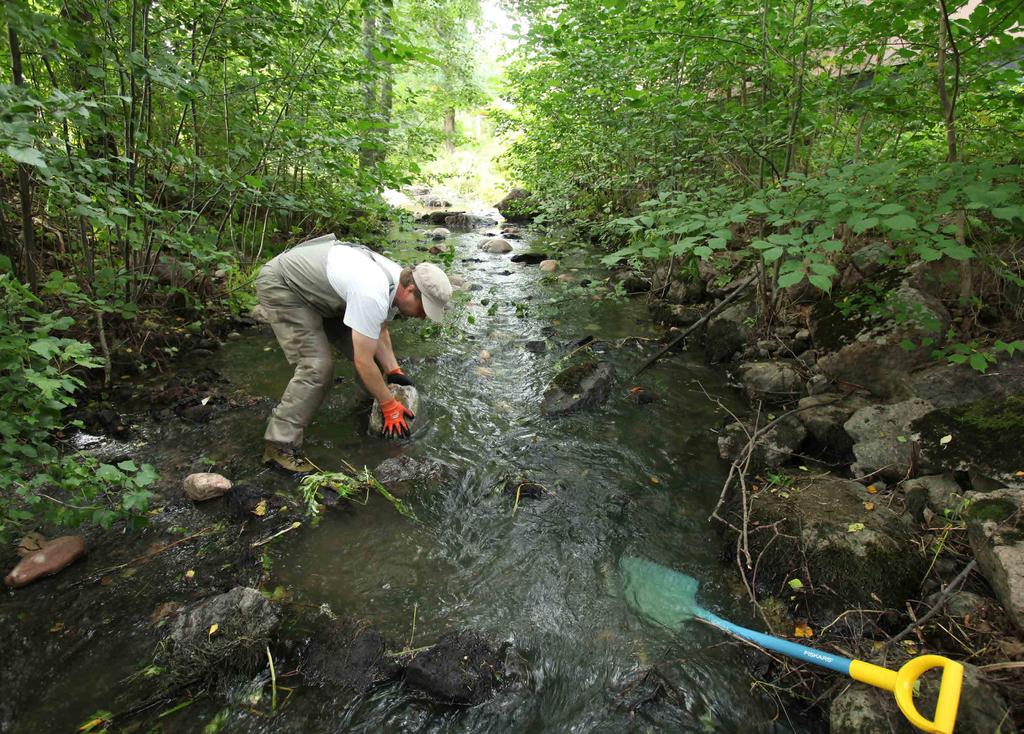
380;397;415;439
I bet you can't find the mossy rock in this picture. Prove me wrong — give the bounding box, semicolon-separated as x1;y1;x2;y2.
746;475;925;610
542;359;616;416
913;396;1024;484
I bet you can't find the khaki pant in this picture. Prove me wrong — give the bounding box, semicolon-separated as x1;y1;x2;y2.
255;255;352;449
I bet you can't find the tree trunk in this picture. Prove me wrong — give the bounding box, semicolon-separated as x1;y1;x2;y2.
443;108;456;154
358;1;378;171
8;22;38;293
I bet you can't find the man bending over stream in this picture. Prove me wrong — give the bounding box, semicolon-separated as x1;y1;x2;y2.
255;234;452;474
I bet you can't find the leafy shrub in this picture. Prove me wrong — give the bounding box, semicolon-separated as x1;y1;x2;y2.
0;271;156;544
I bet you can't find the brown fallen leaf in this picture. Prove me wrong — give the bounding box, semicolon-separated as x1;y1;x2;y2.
794;622;814;638
863;501;875;511
866;484;878;494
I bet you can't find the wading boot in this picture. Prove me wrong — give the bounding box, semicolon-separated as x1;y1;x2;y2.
262;443;317;476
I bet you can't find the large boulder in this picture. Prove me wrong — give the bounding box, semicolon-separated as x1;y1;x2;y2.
541;360;615;416
428;227;450;240
748;475;924;608
494;188;538;223
404;630;511;705
446;213;499;230
830;661;1011;734
912;395;1024;486
965;487;1024;629
909;355;1024;408
651;262;706;304
369;385;421;436
717;415;807;470
737;361;805;405
5;536;86;588
844;399;935;480
796;393;871;459
704;299;755;363
812;273;951;399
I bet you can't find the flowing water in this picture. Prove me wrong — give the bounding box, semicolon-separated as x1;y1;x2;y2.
11;220;804;733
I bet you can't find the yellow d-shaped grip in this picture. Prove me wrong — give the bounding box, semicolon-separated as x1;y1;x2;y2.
850;655;963;734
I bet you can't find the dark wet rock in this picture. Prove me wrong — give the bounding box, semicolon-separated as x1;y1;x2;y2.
189;348;216;360
184;472;233;502
369;385;421;436
161;587;279;680
651;263;706;305
70;432;137;464
909;355;1024;408
902;473;965;522
404;630;511;705
925;589;989;619
417;210;462;225
494;188;538;222
446;213;498;230
373;456;448;496
524;340;547;354
717;415;807;470
796;393;870;459
965;488;1024;629
300;615;400;693
611;268;649;294
541;360;616;416
225;484;290;522
830;661;1010;734
651;302;702;328
5;536;86;588
737;361;805;405
610;668;699;727
805;373;831;396
844;399;935;480
511;252;549;265
179;402;215;423
704;299;754;363
813;277;950;399
480;237;513;254
501;474;548;499
468;283;483;291
749;475;924;608
912;396;1024;485
500;230;522;240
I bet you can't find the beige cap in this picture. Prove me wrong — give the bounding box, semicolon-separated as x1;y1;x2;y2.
412;263;452;322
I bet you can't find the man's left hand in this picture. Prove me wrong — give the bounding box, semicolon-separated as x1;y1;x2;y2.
386;367;415;386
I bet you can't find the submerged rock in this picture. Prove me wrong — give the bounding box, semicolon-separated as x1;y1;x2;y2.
5;536;86;588
965;488;1024;629
510;252;549;265
428;227;451;240
541;360;616;415
183;472;233;501
369;385;421;437
373;456;448;496
748;475;924;608
404;630;512;705
162;587;279;679
300;615;400;693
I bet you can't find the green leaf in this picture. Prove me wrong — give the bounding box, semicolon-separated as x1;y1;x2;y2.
875;203;904;216
808;274;832;292
851;216;878;234
117;460;139;472
968;353;990;373
778;270;804;288
787;578;804;590
5;146;47;169
884;214;917;230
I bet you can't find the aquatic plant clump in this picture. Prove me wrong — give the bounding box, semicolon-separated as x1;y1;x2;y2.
299;469;417;521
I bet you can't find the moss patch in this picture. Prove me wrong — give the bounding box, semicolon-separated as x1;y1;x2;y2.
913;397;1024;479
552;358;600;393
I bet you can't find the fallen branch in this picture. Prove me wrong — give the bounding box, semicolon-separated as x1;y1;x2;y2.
883;560;977;650
632;274;756;378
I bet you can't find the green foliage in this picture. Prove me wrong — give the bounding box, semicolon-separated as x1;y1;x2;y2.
299;468;416;521
0;275;156;542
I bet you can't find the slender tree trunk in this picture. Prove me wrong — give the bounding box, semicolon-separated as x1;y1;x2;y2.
359;1;378;171
8;22;38;292
443;108;456;154
783;0;814;177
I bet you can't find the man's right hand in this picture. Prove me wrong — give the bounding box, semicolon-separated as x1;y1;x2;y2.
380;397;415;439
385;367;415;386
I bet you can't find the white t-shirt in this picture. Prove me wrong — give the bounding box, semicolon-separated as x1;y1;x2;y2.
324;245;402;339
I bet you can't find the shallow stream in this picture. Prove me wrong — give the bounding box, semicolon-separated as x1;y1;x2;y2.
12;220;804;733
